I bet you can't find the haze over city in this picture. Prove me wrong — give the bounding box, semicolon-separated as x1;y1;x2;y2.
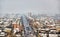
0;0;60;37
0;0;60;16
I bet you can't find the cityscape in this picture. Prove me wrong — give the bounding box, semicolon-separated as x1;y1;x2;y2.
0;13;60;37
0;0;60;37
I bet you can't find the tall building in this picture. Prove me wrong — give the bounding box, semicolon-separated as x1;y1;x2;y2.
28;12;32;17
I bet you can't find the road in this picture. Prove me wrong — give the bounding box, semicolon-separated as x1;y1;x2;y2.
21;15;33;37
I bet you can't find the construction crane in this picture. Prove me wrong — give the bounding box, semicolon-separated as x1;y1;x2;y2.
21;15;33;37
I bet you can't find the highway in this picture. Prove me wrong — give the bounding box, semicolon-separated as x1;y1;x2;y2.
21;15;33;37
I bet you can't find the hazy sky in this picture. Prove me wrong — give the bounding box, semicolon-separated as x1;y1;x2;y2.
0;0;60;16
